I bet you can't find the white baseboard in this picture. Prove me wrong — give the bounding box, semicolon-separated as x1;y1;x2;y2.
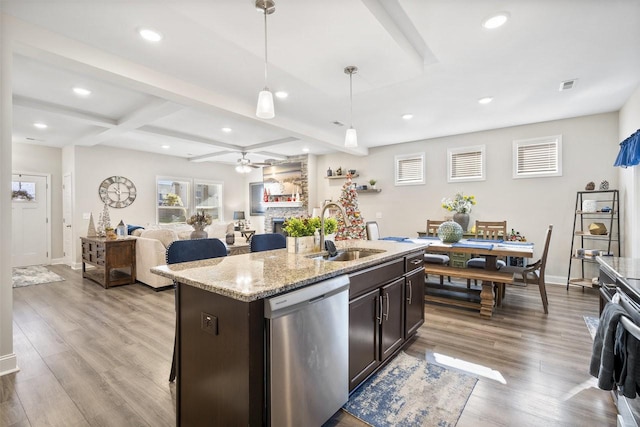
0;353;19;377
51;257;66;265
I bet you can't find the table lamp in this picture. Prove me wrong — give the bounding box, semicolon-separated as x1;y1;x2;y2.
233;211;246;229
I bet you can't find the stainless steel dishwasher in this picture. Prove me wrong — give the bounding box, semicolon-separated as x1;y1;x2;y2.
264;274;350;427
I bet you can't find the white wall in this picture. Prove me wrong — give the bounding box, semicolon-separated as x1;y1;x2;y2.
317;112;620;283
12;143;64;260
65;145;247;266
618;84;640;258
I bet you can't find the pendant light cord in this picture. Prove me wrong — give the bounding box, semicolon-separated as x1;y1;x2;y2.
349;71;353;128
263;7;268;87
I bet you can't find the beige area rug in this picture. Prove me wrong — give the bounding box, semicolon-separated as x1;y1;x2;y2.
12;265;65;288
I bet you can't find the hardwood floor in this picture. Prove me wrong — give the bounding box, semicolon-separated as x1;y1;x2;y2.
1;266;616;426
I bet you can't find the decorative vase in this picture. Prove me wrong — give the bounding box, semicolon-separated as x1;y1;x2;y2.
226;232;235;245
452;212;470;231
190;224;208;240
287;236;316;254
437;221;463;243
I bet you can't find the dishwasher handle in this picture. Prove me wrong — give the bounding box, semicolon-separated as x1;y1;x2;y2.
265;274;350;319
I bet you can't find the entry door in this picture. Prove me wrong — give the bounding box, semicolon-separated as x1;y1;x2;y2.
12;174;49;267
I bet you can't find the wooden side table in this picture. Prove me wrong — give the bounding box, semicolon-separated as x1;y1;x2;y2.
81;236;136;288
240;229;256;242
227;242;250;256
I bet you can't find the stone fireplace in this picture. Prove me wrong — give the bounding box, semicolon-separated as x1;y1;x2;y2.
263;155;309;233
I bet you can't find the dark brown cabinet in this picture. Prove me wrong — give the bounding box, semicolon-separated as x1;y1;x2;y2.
347;251;424;391
404;267;425;338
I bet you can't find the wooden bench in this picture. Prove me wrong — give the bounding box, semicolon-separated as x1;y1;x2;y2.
424;265;515;315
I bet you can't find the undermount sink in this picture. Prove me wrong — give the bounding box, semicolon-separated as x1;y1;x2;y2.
306;248;386;262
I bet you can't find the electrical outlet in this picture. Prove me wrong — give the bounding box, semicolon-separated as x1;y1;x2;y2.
82;212;91;220
201;312;218;335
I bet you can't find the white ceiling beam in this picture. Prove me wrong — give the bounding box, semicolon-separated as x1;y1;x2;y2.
136;125;241;151
361;0;438;68
74;99;184;146
243;137;299;151
13;95;117;128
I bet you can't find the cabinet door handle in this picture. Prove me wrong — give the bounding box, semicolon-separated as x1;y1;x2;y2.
383;292;390;321
377;296;383;325
411;259;422;265
407;280;413;304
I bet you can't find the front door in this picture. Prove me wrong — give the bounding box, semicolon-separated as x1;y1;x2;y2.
12;173;49;267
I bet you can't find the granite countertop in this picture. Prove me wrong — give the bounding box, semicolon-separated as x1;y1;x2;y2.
151;239;427;302
597;256;640;281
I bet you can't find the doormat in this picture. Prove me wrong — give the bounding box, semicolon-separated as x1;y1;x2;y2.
343;352;477;427
12;265;65;288
584;315;599;340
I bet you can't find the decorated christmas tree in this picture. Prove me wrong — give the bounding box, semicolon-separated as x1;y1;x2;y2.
335;174;367;240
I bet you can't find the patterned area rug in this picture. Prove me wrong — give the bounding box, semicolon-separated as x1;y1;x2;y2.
584;315;599;340
12;265;65;288
343;352;477;427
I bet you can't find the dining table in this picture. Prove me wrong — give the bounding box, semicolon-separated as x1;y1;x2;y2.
409;238;535;317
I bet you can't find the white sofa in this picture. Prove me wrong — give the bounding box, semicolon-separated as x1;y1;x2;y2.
132;221;239;290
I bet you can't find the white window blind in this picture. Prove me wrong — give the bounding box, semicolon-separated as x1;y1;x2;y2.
513;135;562;178
447;145;485;182
395;153;424;185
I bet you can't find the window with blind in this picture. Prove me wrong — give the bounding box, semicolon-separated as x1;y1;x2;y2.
512;135;562;178
394;153;425;186
447;145;485;182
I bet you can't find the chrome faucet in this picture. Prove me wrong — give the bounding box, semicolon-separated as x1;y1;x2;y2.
319;201;351;251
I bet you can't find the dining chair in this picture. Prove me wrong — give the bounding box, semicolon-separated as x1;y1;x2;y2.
500;225;553;313
424;220;450;285
250;233;286;252
466;220;508;291
167;238;228;382
366;221;380;240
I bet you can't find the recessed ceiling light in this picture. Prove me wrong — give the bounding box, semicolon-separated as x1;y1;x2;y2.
478;97;493;104
161;145;170;149
302;147;310;153
138;28;163;42
275;91;288;99
72;87;91;97
221;127;232;133
33;122;48;129
402;113;414;120
482;12;510;29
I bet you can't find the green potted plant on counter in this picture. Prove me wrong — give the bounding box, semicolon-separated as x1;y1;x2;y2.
283;216;337;253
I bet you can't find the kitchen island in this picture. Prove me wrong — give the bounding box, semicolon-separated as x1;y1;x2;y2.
152;239;427;427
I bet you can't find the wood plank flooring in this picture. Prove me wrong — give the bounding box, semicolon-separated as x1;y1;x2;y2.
1;265;616;426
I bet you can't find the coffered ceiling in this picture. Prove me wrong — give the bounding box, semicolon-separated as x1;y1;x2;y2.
4;0;640;167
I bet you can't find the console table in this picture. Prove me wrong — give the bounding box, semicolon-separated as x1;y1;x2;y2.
81;236;136;288
228;242;250;256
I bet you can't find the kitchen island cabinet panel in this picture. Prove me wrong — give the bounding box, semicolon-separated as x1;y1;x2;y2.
178;284;265;427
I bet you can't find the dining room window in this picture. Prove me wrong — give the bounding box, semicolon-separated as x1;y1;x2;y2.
395;152;425;186
512;135;562;178
447;145;485;182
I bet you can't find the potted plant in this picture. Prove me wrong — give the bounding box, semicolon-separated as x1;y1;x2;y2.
369;179;377;190
283;216;338;253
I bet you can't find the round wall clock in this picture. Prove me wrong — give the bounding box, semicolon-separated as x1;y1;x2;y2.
98;176;137;208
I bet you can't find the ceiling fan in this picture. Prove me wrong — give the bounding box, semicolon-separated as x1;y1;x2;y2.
235;152;273;173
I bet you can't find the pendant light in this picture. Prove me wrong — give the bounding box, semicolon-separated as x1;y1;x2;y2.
256;0;275;119
344;66;358;148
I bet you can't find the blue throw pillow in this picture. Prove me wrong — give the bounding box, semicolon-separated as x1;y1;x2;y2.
127;225;144;235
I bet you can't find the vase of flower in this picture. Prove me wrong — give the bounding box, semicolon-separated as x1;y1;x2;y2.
190;224;208;240
442;192;476;231
453;212;470;232
187;210;212;240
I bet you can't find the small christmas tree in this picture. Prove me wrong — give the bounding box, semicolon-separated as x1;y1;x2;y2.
97;203;111;237
335;174;367;240
87;212;97;237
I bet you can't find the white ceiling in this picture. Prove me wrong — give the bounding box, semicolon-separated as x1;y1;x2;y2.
4;0;640;167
